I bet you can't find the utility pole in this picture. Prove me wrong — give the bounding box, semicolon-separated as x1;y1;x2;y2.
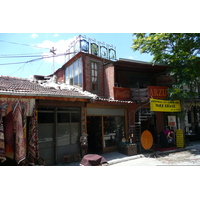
50;47;56;73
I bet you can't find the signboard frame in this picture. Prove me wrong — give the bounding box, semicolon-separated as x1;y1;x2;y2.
150;98;181;112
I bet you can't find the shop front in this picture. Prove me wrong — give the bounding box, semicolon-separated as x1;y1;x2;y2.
37;100;85;165
150;98;182;148
86;105;127;154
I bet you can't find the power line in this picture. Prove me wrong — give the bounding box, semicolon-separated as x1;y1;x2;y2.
0;52;45;58
0;52;44;56
0;39;50;50
0;55;44;58
50;47;57;73
0;52;75;66
9;62;28;76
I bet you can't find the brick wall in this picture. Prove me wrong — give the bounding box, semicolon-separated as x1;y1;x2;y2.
104;64;114;98
84;55;104;96
56;68;64;83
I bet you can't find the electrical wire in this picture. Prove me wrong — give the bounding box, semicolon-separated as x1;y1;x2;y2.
0;52;75;66
0;55;44;58
0;39;50;50
34;60;45;74
9;62;28;76
0;52;45;58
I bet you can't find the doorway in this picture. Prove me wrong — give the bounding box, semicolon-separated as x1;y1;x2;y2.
87;115;125;154
38;107;81;165
87;116;103;154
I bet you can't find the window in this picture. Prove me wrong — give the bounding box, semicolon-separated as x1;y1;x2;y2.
91;61;99;92
57;112;80;146
65;58;82;88
38;108;80;146
103;116;125;148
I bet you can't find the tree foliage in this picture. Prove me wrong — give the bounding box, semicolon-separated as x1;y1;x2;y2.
132;33;200;102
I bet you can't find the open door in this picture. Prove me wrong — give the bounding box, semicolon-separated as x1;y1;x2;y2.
87;116;103;154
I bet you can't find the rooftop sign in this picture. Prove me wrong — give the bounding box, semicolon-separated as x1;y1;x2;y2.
65;35;117;61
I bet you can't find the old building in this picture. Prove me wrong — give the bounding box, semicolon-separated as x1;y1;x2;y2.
0;75;92;165
52;35;173;154
2;35;197;165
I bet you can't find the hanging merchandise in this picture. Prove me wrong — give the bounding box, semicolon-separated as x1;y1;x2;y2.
0;111;6;162
22;104;27;158
4;102;15;159
27;106;40;165
13;102;26;164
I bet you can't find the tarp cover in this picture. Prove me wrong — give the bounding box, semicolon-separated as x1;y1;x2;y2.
80;154;107;166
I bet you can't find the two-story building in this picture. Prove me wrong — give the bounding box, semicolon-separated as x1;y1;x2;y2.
2;35;192;166
52;46;173;154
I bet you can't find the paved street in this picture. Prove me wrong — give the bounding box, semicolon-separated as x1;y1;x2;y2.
111;147;200;166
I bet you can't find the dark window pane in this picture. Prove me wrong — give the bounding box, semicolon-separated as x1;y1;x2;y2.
71;113;80;122
38;113;54;123
57;113;70;123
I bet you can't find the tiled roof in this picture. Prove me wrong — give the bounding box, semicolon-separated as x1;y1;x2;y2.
0;76;134;104
0;76;91;99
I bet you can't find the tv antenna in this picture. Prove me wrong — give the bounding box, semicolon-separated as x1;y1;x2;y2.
50;47;57;73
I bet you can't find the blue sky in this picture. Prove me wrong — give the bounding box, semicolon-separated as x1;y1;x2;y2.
0;33;152;79
0;1;198;80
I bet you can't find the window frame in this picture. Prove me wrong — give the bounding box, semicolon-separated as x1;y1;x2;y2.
38;108;81;146
65;58;83;88
90;60;100;93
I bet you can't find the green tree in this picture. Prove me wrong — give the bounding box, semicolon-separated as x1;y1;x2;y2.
132;33;200;126
132;33;200;101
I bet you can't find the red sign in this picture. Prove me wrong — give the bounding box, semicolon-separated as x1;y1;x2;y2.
148;86;169;99
113;87;131;100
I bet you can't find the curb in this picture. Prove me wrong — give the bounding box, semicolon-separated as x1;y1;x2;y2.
108;154;147;165
108;144;200;165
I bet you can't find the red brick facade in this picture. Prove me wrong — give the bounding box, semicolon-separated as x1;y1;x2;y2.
104;64;114;98
83;54;104;96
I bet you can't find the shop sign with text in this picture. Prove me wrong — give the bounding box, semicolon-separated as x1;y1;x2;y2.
150;98;181;112
176;129;184;148
113;87;131;100
148;86;169;99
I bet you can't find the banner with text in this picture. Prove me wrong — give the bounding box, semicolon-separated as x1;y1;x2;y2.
113;87;131;100
148;86;169;99
150;98;181;112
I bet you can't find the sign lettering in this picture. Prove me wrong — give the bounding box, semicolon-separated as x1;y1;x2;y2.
114;87;131;100
176;129;184;148
148;86;169;99
150;98;181;112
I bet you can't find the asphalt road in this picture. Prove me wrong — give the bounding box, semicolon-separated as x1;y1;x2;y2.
111;147;200;166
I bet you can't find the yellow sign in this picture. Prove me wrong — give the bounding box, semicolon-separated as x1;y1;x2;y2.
150;98;181;112
176;129;184;148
